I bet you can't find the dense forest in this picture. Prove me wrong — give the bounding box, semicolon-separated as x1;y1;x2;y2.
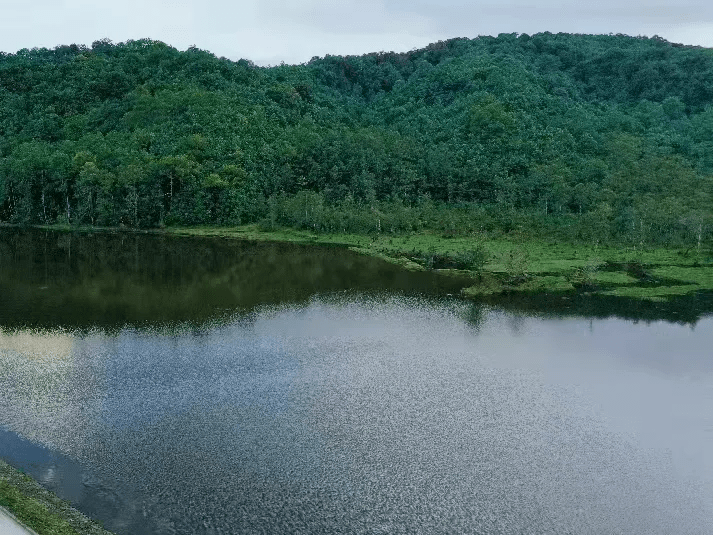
1;32;712;247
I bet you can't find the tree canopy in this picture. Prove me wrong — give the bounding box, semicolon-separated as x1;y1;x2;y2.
1;33;712;247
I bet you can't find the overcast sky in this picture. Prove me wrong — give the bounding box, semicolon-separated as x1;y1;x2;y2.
3;0;713;66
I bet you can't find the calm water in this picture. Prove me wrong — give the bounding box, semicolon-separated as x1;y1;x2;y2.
1;229;712;534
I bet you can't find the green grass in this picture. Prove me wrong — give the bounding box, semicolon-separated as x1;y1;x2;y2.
591;271;638;285
1;479;80;535
0;460;114;535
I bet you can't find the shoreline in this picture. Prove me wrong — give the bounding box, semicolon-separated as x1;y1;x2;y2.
0;459;114;535
4;222;713;320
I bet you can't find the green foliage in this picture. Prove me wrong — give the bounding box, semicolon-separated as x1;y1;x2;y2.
0;34;712;249
411;247;489;272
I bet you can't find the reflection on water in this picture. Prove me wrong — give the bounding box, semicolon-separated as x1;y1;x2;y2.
0;329;73;361
1;229;712;534
0;229;470;330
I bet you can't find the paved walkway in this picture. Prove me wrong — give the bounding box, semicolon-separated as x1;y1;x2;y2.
0;505;38;535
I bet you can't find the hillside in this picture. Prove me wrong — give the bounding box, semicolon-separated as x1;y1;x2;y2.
1;32;712;248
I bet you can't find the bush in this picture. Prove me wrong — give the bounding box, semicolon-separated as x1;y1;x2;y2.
413;246;489;272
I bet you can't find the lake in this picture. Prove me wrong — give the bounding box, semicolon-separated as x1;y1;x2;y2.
1;229;712;534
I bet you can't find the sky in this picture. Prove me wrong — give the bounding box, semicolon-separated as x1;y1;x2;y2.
2;0;713;66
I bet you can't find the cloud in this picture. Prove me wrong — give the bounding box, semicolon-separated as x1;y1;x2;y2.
662;22;713;47
204;27;444;66
198;0;713;64
257;0;432;35
1;0;196;52
190;0;440;64
0;0;711;63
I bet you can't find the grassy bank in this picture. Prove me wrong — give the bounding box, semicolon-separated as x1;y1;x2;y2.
0;460;114;535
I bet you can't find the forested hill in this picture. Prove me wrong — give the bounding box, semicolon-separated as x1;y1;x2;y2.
1;33;712;246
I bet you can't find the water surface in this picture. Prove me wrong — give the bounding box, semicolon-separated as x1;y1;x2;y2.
1;229;712;534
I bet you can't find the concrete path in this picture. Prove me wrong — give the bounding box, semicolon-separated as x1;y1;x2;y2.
0;505;38;535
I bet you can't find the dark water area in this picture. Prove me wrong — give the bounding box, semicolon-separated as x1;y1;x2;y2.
0;229;470;330
485;289;713;326
1;229;712;534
